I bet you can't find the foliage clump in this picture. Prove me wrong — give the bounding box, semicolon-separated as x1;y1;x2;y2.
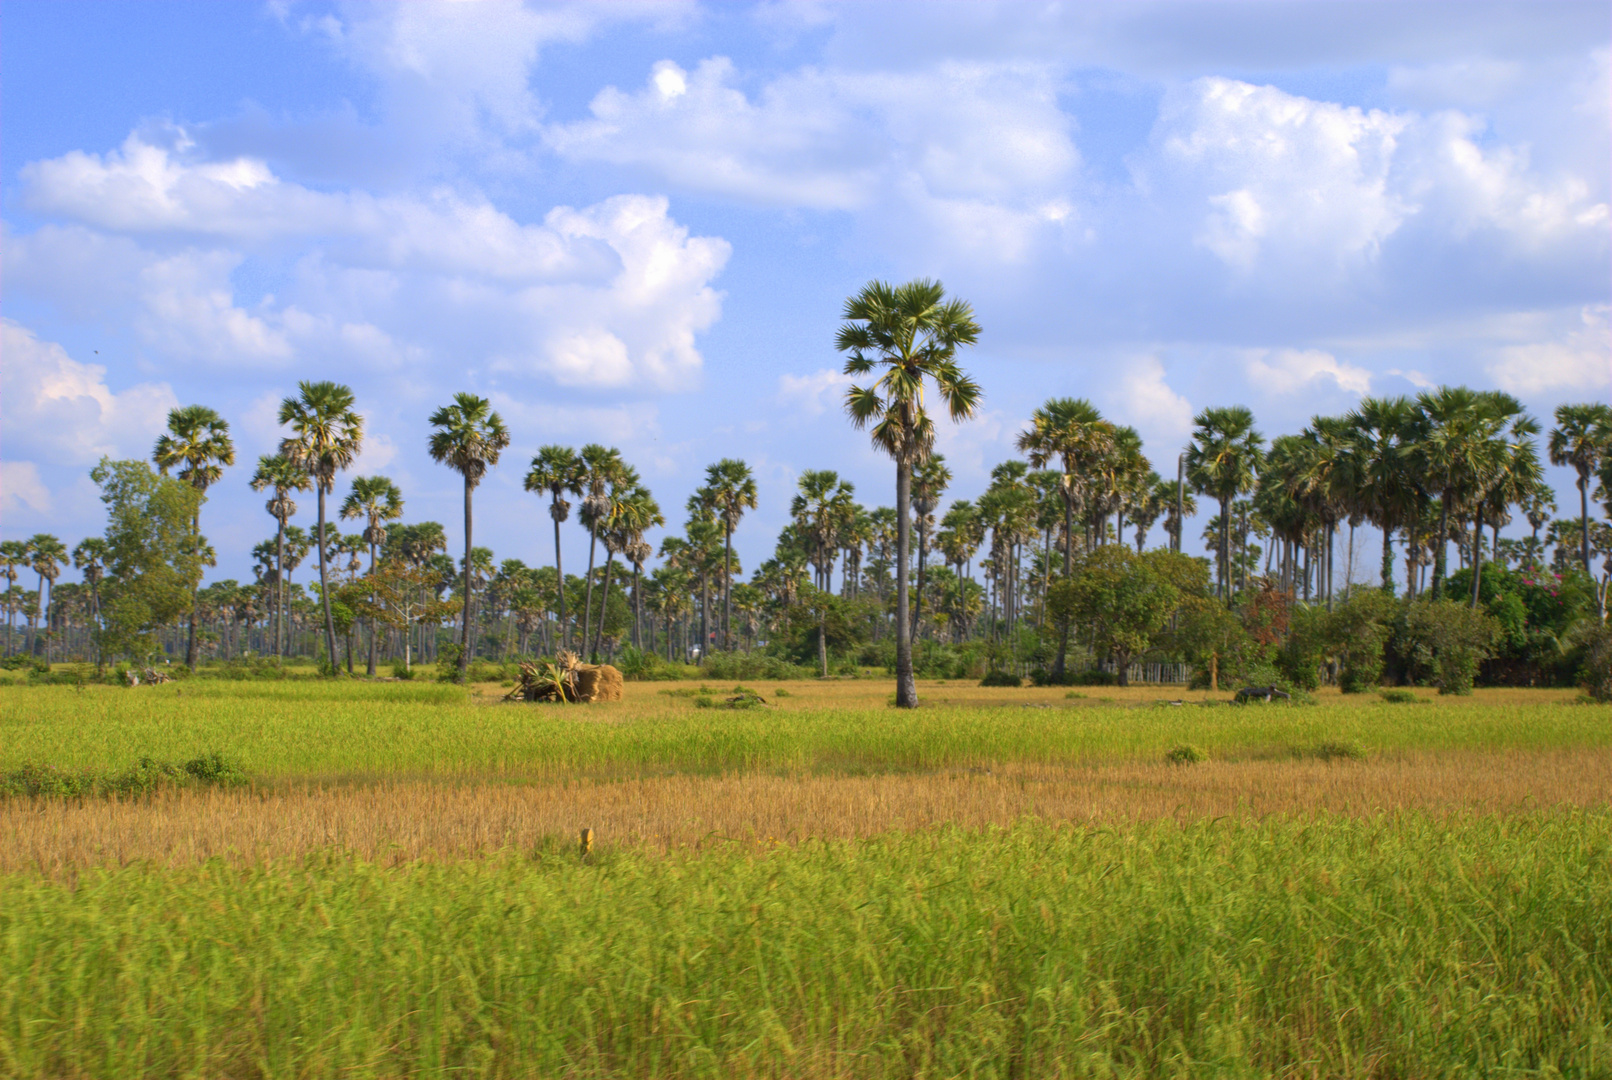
1;752;248;799
978;669;1023;688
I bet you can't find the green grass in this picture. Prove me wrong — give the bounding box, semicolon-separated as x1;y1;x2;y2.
1;682;1605;782
3;814;1608;1078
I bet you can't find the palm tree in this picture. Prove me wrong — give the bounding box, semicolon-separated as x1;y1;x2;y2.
27;534;67;664
1468;393;1541;607
340;475;404;676
910;454;951;641
1415;386;1505;597
153;404;235;669
838;278;982;707
72;538;109;671
592;483;662;658
427;392;510;681
249;454;311;659
279;381;364;672
1548;403;1612;576
1185;406;1264;606
1344;397;1421;594
700;459;757;651
576;444;626;657
792;469;857;676
1019;399;1112;580
0;540;27;656
524;446;585;649
1154;478;1197;554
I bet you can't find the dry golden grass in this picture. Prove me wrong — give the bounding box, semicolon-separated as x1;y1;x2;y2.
7;748;1608;875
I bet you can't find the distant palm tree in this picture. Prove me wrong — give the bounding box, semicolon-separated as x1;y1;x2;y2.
279;381;364;671
576;444;626;657
838;278;982;707
1153;478;1197;554
1344;397;1421;594
524;446;585;649
792;469;857;676
153;404;235;669
1469;394;1540;607
1548;403;1612;576
72;537;109;671
593;483;662;658
340;475;404;675
1415;386;1508;597
1186;406;1264;606
1019;399;1112;579
909;454;951;641
249;454;311;659
700;459;757;651
26;534;67;664
428;392;510;681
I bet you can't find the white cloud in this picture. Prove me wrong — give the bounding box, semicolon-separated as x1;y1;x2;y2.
1106;355;1194;443
14;136;729;390
1386;59;1523;107
1243;348;1373;396
0;319;179;466
777;368;851;416
1488;304;1611;395
0;462;52;517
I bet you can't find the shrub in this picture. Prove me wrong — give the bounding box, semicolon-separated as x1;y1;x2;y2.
1325;589;1398;693
1378;688;1421;704
1067;669;1121;687
701;653;816;682
1277;605;1325;691
2;753;248;799
1028;668;1079;687
1568;619;1612;702
1166;745;1206;765
391;659;415;680
979;669;1023;688
1312;740;1365;762
1395;600;1502;696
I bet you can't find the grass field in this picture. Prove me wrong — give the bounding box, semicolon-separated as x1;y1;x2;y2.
2;677;1609;1077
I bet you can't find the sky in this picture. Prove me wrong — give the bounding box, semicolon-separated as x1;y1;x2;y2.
4;0;1609;589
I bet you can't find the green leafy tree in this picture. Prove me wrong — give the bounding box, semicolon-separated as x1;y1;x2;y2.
428;392;510;680
839;278;982;707
279;382;364;671
1049;545;1181;686
89;459;205;662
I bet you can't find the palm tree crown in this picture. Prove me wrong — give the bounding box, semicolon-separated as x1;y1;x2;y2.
428;392;510;680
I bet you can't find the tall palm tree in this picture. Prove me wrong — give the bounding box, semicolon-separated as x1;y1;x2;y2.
1154;478;1197;554
279;381;364;672
249;454;311;659
701;459;758;651
1185;406;1264;606
792;469;857;676
1019;399;1113;580
27;534;67;664
909;454;951;641
592;483;661;658
1344;396;1421;594
72;538;109;671
524;446;585;649
838;278;982;707
427;392;510;681
1415;386;1502;597
153;404;235;669
1548;403;1612;577
1469;394;1541;607
0;540;27;656
576;444;626;657
340;475;404;676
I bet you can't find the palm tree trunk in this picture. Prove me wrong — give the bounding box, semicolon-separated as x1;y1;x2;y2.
591;551;616;661
1432;493;1452;597
366;539;378;676
552;501;567;651
894;459;917;707
459;478;473;680
631;564;642;649
1580;476;1593;575
1470;505;1486;609
582;526;599;656
698;572;709;664
1381;524;1396;594
318;487;338;672
1220;496;1231;607
723;525;733;652
911;518;928;642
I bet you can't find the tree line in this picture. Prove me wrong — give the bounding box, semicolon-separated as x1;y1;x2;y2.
6;280;1612;701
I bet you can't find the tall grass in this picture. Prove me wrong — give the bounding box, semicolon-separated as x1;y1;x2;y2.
3;813;1608;1078
1;682;1604;782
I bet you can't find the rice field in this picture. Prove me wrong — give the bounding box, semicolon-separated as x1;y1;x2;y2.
1;677;1608;1077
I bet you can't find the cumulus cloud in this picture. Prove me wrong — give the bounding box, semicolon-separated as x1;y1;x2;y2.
14;136;729;390
1;319;179;466
1243;348;1373;396
1487;304;1611;395
0;462;52;517
1104;356;1194;444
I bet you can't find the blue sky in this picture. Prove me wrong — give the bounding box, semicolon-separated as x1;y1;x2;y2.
4;0;1609;586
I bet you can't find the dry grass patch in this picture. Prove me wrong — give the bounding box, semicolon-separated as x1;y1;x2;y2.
7;748;1608;875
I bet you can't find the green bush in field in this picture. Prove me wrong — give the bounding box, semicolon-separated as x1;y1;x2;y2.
1395;599;1502;695
1311;739;1365;761
1379;688;1421;704
2;752;248;799
1568;618;1612;702
1326;588;1398;693
1165;744;1206;764
978;669;1022;687
700;652;816;682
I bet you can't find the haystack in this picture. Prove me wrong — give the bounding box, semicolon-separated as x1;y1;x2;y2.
505;651;623;703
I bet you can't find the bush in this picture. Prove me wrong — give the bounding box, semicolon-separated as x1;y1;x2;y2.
1277;605;1325;691
1165;744;1206;765
1312;740;1365;762
1568;620;1612;702
2;753;248;799
701;652;817;682
1395;600;1502;695
1326;590;1398;693
391;659;415;680
1378;688;1421;704
979;669;1023;688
